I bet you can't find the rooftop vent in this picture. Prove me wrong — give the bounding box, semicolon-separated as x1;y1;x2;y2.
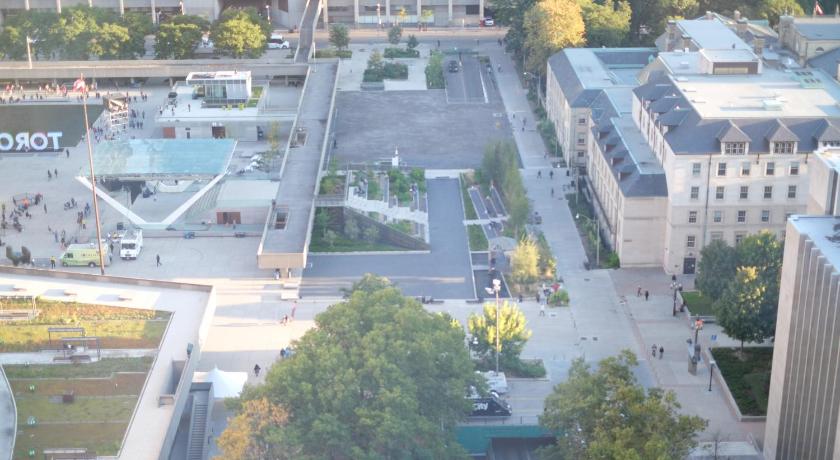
763;99;783;110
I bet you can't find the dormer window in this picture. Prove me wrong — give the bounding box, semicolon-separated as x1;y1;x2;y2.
772;141;795;154
724;142;746;155
823;140;840;147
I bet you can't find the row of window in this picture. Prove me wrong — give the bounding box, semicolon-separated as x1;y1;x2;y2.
687;209;791;224
686;230;785;248
722;141;798;155
689;184;798;200
692;160;800;178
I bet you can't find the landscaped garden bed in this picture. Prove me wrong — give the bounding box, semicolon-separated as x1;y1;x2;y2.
468;225;489;251
682;291;715;317
711;347;773;416
7;357;154;457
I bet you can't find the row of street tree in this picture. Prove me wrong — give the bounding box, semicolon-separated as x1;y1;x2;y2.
492;0;807;75
217;275;707;458
0;6;272;61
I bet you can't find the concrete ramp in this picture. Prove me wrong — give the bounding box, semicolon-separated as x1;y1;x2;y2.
295;0;321;63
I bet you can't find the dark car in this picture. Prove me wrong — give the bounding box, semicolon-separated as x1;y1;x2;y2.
448;61;460;73
469;393;512;417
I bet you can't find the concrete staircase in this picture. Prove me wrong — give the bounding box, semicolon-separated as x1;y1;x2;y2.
186;392;209;460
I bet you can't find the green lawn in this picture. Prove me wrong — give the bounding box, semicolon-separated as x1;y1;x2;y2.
468;225;489;251
310;234;405;253
5;357;153;379
0;320;168;352
15;422;127;457
682;291;716;316
460;174;479;220
712;347;773;416
16;396;137;423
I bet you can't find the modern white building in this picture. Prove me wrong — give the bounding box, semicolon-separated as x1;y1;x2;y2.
546;15;840;272
764;149;840;460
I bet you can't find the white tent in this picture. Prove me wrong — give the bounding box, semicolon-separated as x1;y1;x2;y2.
193;367;248;399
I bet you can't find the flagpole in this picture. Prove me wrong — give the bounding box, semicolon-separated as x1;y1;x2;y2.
80;79;107;275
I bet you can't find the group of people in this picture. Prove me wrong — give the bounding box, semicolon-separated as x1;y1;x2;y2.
1;194;44;233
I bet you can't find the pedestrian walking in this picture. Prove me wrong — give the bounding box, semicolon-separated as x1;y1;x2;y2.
109;252;113;264
537;170;542;179
540;304;546;316
50;256;56;269
43;203;47;213
54;168;58;177
550;187;554;197
549;170;554;179
644;290;649;301
65;148;70;158
659;346;664;359
47;170;52;180
156;254;161;266
651;344;657;357
282;314;289;325
291;302;297;319
253;364;261;377
637;286;642;297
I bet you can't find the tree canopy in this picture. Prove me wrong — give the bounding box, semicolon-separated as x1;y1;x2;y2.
216;398;293;459
468;301;532;361
329;23;350;50
714;266;770;352
523;0;586;74
155;22;203;59
578;0;632;47
540;350;707;459
696;239;738;300
212;8;268;58
231;275;478;458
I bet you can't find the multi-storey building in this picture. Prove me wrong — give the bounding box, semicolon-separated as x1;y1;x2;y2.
763;149;840;460
547;15;840;272
0;0;487;29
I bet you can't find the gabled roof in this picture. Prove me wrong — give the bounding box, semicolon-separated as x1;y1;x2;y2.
650;96;684;113
717;121;751;143
808;47;840;80
765;120;798;142
814;119;840;142
659;108;690;127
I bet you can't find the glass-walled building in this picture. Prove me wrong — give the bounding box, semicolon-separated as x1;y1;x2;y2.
186;71;252;106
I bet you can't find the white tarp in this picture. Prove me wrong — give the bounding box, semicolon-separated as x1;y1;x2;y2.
193;367;248;399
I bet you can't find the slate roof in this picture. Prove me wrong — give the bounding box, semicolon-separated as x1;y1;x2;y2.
796;22;840;41
808;47;840;80
634;75;840;154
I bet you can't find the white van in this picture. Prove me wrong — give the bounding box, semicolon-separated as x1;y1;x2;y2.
268;34;290;49
120;229;143;260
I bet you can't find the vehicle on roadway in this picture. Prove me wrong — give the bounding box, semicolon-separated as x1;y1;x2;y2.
448;60;460;73
469;391;512;417
483;17;495;26
61;244;111;267
120;229;143;260
268;34;290;49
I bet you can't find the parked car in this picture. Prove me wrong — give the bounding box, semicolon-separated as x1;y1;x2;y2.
268;34;290;49
448;60;460;73
483;17;495;26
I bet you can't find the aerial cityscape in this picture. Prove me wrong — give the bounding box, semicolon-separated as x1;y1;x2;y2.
0;0;839;459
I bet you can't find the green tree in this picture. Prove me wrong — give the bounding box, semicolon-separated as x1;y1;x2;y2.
425;50;445;88
328;23;350;50
217;7;271;36
421;8;434;25
696;239;738;300
407;34;419;50
523;0;585;74
468;301;532;362
578;0;631;47
216;398;294;459
314;208;332;237
169;13;211;30
324;229;338;248
398;6;409;24
155;22;203;59
0;26;27;60
53;7;101;59
490;0;539;63
90;22;132;59
540;350;707;459
736;231;783;337
714;266;770;353
344;215;361;240
235;277;477;458
121;12;155;58
752;0;804;25
511;237;540;285
212;10;268;58
388;25;403;45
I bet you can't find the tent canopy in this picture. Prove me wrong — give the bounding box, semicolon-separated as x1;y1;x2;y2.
193;366;248;399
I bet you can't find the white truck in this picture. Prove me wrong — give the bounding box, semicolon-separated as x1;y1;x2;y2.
120;229;143;260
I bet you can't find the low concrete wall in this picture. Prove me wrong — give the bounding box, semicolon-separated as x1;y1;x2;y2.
705;347;767;423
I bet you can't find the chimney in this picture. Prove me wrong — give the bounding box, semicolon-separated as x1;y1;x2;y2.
733;9;741;20
737;18;748;34
682;34;692;50
705;10;714;19
754;37;765;56
666;20;677;51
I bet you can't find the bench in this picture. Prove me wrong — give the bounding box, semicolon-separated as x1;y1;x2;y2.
117;293;133;301
64;289;79;297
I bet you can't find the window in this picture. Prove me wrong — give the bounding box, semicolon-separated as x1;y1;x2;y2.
688;211;698;223
577;117;587;125
715;186;725;200
737;210;747;223
741;161;751;176
824;141;840;147
773;142;795;154
735;232;747;245
761;210;770;223
466;4;480;14
690;186;699;200
717;162;727;176
686;235;696;248
692;163;702;177
764;186;773;199
766;162;775;176
713;210;723;223
710;231;724;241
788;185;797;199
739;186;749;199
577;135;586;145
724;142;746;154
577;150;584;157
790;161;800;176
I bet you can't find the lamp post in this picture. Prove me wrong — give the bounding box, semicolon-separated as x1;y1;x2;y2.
671;282;683;316
575;213;599;268
485;279;502;373
265;4;271;23
179;0;184;14
377;3;382;29
708;355;716;392
25;35;34;70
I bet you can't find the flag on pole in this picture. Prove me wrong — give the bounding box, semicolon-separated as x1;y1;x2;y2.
814;1;824;15
73;75;87;92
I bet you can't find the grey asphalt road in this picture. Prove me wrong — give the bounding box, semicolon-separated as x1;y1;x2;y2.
445;55;487;104
301;177;475;298
333;90;511;169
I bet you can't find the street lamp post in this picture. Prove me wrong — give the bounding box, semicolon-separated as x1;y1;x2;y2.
377;3;382;29
485;279;502;373
671;282;683;316
708;357;716;391
25;35;34;70
179;0;184;14
265;4;271;23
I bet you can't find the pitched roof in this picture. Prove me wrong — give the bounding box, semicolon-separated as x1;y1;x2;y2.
717;121;751;143
814;119;840;142
808;47;840;80
765;120;798;142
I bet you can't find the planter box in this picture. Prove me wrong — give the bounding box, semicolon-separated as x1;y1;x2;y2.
679;290;717;324
704;347;767;423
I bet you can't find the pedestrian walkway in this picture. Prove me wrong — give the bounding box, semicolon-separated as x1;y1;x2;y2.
0;365;15;460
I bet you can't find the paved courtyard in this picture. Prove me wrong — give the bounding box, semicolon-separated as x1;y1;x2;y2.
332;90;511;169
301;177;475;298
